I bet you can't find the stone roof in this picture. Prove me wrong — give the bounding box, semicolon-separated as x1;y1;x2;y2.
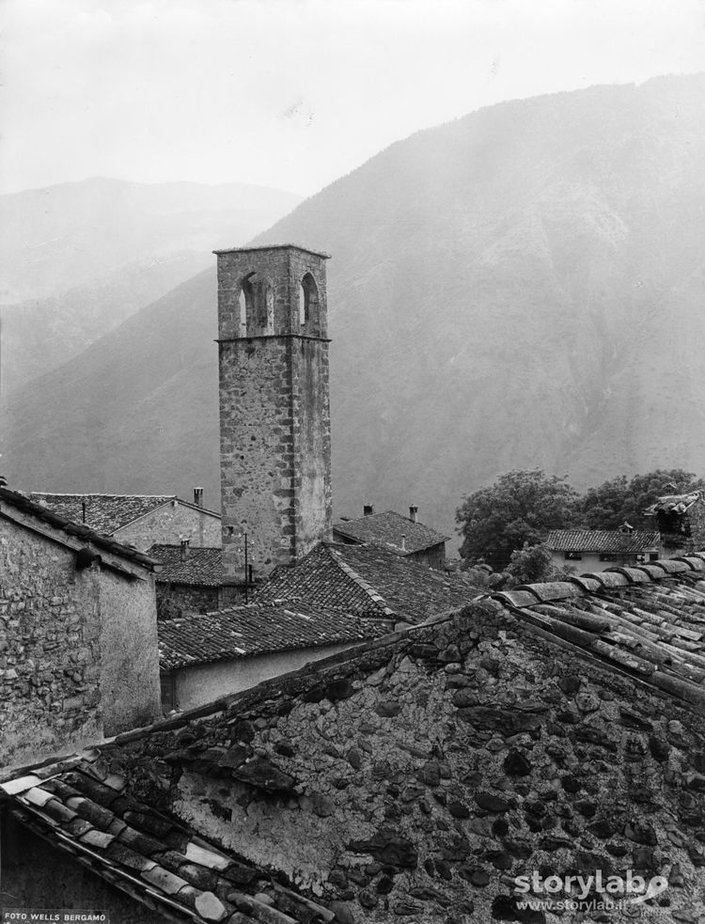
149;544;224;587
30;493;219;535
0;487;159;571
333;510;449;555
545;528;660;554
255;542;475;624
159;602;389;671
5;552;705;921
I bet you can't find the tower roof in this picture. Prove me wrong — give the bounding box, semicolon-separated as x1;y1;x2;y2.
212;242;331;259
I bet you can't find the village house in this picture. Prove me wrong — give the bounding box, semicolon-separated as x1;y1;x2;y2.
30;488;221;552
333;505;448;570
158;600;389;711
3;554;705;921
0;486;161;768
147;543;228;618
645;490;705;555
545;525;661;572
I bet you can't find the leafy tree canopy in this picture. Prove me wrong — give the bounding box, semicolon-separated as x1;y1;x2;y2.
580;469;705;530
456;469;579;569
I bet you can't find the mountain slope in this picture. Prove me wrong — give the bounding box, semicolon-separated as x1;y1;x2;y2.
4;75;705;542
0;178;301;393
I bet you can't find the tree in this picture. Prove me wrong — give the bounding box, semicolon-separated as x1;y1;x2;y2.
456;470;579;570
580;469;705;530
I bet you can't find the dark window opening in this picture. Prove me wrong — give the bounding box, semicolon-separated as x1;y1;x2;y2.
299;272;319;330
565;551;583;561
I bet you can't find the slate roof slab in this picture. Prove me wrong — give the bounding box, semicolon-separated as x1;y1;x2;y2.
333;509;449;555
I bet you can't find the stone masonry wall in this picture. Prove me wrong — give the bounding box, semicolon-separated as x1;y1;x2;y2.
217;246;331;577
96;567;161;736
0;517;103;768
115;503;221;551
108;602;705;923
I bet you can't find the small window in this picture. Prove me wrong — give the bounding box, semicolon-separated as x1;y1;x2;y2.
298;272;318;329
239;273;256;334
160;673;177;713
565;551;582;561
649;552;659;562
599;553;614;562
265;283;274;333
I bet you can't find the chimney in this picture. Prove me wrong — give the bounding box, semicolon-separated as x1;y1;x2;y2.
180;539;190;561
363;504;375;517
401;534;407;552
193;486;204;507
409;505;418;523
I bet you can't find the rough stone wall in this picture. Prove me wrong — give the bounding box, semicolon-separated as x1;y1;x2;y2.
156;582;221;619
217;246;331;577
0;515;161;768
0;518;103;768
108;603;705;923
0;807;164;923
114;503;221;551
96;567;160;736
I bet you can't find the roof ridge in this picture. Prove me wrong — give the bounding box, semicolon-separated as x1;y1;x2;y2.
491;554;705;607
327;546;397;617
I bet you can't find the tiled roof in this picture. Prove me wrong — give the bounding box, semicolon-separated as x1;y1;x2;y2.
0;487;158;571
30;493;177;534
491;553;705;712
159;602;388;671
333;509;449;554
5;551;705;921
255;541;475;624
645;492;702;515
30;493;220;535
149;544;223;587
1;751;333;924
545;528;660;553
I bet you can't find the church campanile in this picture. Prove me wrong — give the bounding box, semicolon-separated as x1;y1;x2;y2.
214;244;332;579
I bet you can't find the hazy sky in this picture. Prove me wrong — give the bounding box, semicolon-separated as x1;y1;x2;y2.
2;0;704;197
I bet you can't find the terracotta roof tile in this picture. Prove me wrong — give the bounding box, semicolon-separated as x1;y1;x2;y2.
545;528;660;553
1;753;331;924
158;601;388;671
492;556;705;713
333;509;449;555
149;544;223;586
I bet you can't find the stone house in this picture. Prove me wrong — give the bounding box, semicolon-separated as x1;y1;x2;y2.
0;486;161;769
333;506;449;570
545;526;660;572
645;491;705;555
30;489;221;552
158;601;389;711
3;553;705;921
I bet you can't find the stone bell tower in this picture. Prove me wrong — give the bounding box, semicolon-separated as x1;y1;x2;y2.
214;244;332;578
